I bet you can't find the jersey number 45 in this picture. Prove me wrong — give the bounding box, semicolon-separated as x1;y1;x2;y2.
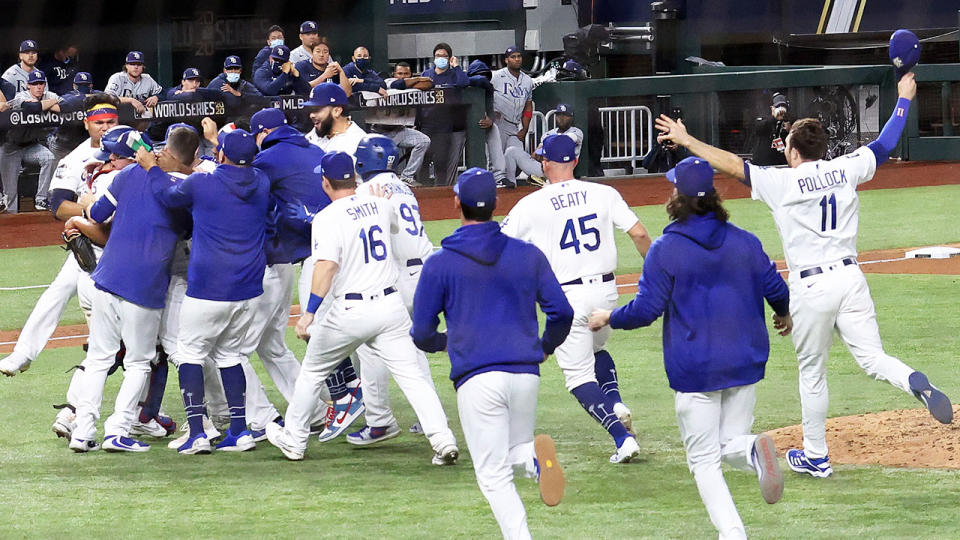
560;213;600;254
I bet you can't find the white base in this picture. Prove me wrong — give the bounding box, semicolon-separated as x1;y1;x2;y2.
905;246;960;259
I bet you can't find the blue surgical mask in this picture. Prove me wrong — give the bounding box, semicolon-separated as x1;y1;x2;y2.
226;72;241;83
270;39;284;47
355;58;370;71
434;57;449;70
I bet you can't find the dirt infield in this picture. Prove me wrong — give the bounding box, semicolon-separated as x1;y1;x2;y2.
3;160;959;249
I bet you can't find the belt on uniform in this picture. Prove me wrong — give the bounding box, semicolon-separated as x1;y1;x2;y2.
799;257;857;279
560;273;615;286
344;287;397;300
406;258;423;267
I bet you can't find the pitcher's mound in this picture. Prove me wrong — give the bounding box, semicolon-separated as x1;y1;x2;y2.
766;406;960;469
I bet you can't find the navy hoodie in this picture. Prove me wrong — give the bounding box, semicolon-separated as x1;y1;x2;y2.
467;60;495;117
150;164;270;302
252;125;331;264
610;213;789;393
412;221;574;389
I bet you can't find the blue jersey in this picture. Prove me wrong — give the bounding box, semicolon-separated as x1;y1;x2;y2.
89;164;183;309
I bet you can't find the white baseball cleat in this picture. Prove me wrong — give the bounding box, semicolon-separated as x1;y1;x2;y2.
177;433;212;455
69;437;100;453
613;402;634;434
52;407;76;440
752;434;784;504
167;416;220;449
0;353;31;376
102;435;151;453
266;422;304;461
609;435;640;464
131;418;170;438
431;444;459;466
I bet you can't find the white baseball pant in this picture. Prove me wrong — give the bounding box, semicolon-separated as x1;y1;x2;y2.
457;371;539;540
788;263;914;459
283;293;455;454
555;279;618;391
675;384;760;540
63;270;100;408
177;295;280;430
250;263;301;401
73;287;161;441
8;255;80;365
503;146;543;185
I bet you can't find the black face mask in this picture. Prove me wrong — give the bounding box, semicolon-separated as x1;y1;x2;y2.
314;114;334;138
271;61;284;76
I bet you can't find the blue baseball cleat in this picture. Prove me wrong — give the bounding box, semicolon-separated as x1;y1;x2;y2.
347;424;401;446
317;386;365;442
251;417;283;443
786;448;832;478
215;429;256;452
177;432;212;455
102;435;150;453
909;371;953;424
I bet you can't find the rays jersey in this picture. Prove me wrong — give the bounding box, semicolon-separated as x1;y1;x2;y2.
104;72;162;102
746;146;877;271
2;64;32;92
311;193;400;299
491;68;532;125
540;127;584;158
501;179;639;283
355;172;433;264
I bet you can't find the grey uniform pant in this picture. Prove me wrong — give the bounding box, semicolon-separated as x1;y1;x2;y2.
381;127;431;180
495;117;524;153
1;142;57;213
504;146;543;184
485;123;507;182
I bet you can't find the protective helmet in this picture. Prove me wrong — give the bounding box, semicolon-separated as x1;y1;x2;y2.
354;134;399;179
95;125;152;161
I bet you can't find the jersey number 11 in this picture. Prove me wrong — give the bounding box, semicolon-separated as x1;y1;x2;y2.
819;194;837;232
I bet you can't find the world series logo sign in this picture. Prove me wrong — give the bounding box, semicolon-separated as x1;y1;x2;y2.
147;100;226;119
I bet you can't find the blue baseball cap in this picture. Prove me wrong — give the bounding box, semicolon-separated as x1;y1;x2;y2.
164;122;198;142
554;103;573;116
304;82;348;107
27;70;46;84
250;107;287;134
74;72;92;85
126;51;144;64
666;157;715;198
19;40;38;53
215;122;237;151
220;129;258;166
454;167;496;209
182;67;200;80
315;151;355;181
889;29;920;79
562;59;583;72
224;55;242;69
300;20;319;34
269;45;290;62
540;134;576;163
504;46;522;57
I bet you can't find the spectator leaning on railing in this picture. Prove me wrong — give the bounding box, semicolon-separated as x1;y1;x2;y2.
254;45;299;96
418;42;469;186
104;51;163;115
293;41;351;98
374;61;433;186
206;55;263;118
1;70;61;213
3;40;41;94
342;46;386;96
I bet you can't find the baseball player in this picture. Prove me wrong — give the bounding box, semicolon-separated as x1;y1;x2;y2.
150;129;270;454
289;21;321;65
655;71;953;479
253;45;299;96
376;62;433;186
491;47;533;155
411;168;573;539
2;40;41;93
588;157;788;539
293;42;349;96
251;25;286;75
65;128;184;453
265;151;458;464
304;83;366;152
206;55;263;118
465;60;509;189
104;51;163;115
343;134;436;444
501;134;651;463
503;103;583;188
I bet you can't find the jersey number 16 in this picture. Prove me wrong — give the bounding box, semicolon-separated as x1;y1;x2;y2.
560;213;600;254
359;226;387;263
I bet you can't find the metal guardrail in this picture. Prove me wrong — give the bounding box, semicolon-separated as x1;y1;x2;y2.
598;105;653;169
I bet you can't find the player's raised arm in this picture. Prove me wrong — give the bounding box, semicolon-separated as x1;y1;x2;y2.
655;115;746;182
866;72;916;168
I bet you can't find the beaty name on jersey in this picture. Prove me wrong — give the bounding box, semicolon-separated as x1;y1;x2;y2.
550;190;588;210
347;200;380;220
797;168;847;193
150;100;225;119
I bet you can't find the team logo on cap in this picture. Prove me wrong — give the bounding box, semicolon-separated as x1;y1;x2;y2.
559;105;567;112
133;52;140;59
79;74;87;81
275;47;283;55
307;22;315;29
26;41;35;48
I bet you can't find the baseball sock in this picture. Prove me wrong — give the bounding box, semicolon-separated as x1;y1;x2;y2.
140;349;169;421
594;350;623;404
219;364;247;435
325;358;357;401
178;363;205;436
571;382;629;447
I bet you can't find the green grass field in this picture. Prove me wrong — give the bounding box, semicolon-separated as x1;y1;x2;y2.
0;184;958;538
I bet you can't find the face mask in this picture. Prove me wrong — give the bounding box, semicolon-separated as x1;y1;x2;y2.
355;58;370;71
434;57;448;70
226;72;241;83
76;85;91;95
270;39;284;47
271;62;284;76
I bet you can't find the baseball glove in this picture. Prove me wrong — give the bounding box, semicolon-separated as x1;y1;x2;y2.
62;231;97;273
